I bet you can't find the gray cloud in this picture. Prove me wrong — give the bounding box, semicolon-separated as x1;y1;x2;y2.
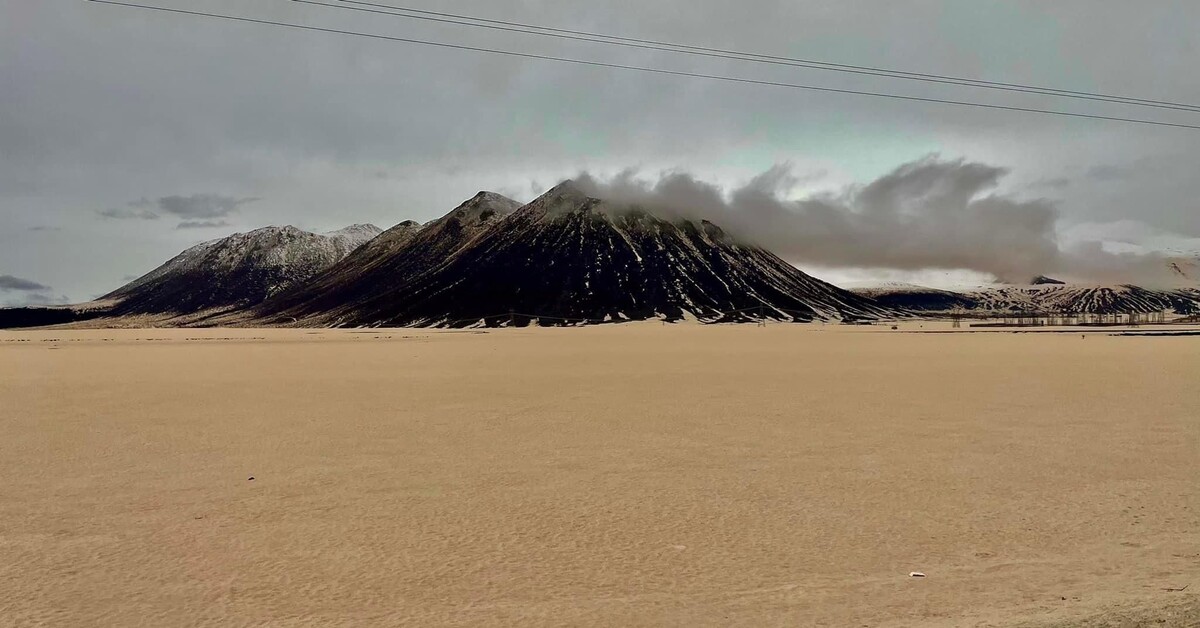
1;291;70;308
98;194;257;223
27;225;61;232
0;274;51;291
158;194;259;219
1087;164;1136;182
575;156;1182;284
98;204;160;220
177;219;232;230
0;273;69;307
1032;177;1071;190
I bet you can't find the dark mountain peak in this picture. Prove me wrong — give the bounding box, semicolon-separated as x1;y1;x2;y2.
471;190;519;206
430;191;521;229
372;221;420;243
344;220;423;265
522;184;734;244
521;180;598;217
381;219;422;236
1031;275;1066;285
251;192;521;323
545;179;588;198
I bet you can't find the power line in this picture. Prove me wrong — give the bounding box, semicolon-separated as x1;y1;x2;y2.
326;0;1200;114
87;0;1200;131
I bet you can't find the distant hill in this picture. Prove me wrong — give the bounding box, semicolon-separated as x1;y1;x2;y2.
102;224;381;316
850;282;1200;315
967;284;1200;314
851;283;979;312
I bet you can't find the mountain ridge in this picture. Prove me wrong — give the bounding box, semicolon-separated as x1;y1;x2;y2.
102;223;381;316
251;191;523;323
853;282;1200;315
288;181;895;327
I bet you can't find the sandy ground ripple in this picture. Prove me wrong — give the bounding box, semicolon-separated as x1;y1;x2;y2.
1;323;1197;626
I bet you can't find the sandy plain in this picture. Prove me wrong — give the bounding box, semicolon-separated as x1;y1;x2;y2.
1;322;1197;627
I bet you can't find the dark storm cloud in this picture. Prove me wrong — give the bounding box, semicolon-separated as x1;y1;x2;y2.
0;274;52;291
575;156;1179;283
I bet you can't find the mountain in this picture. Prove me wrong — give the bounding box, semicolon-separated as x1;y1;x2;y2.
0;304;95;329
967;284;1200;314
324;223;386;244
292;181;895;327
253;192;521;323
851;282;1200;315
102;224;381;316
851;283;979;311
1030;275;1065;285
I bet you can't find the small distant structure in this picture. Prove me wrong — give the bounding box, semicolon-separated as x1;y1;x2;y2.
981;307;1177;329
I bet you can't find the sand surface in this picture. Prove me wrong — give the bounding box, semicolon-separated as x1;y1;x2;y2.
1;323;1197;627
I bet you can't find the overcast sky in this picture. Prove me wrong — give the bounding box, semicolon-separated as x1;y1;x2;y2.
3;0;1199;304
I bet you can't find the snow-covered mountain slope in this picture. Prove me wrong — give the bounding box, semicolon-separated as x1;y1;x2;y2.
967;284;1200;314
103;224;381;315
253;192;521;322
324;223;385;244
305;181;896;327
852;282;1200;314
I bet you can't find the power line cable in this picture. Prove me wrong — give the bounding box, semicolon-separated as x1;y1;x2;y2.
326;0;1200;114
86;0;1200;131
